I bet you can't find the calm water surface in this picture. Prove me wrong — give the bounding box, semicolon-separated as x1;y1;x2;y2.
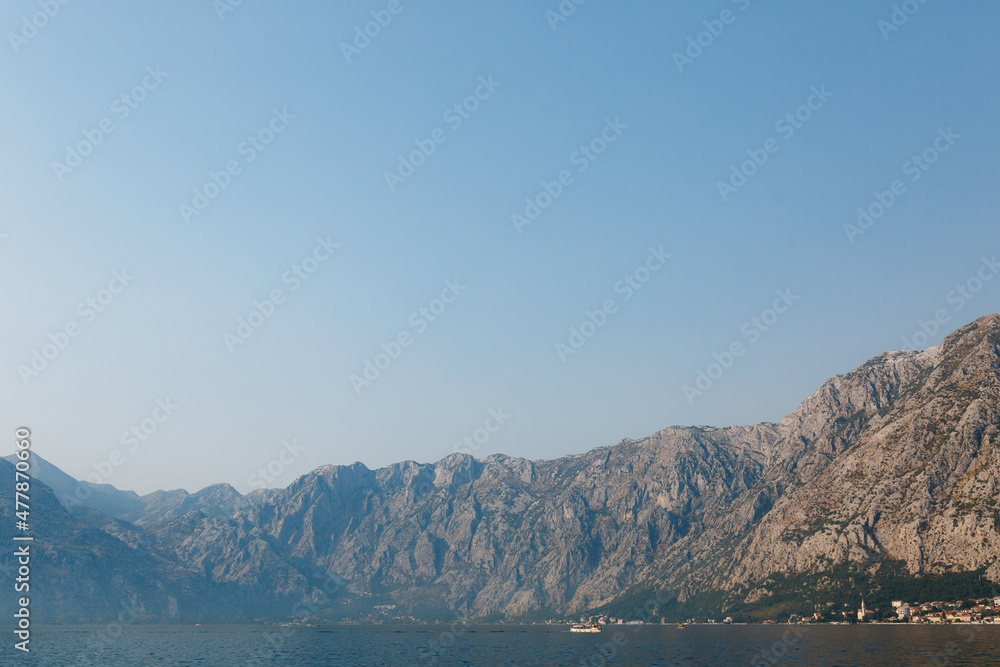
16;624;1000;666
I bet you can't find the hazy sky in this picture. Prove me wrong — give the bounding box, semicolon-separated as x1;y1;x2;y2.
2;1;998;495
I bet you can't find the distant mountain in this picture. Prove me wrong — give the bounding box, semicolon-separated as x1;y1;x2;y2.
3;453;248;526
4;313;999;623
126;483;248;525
0;458;217;624
2;452;145;520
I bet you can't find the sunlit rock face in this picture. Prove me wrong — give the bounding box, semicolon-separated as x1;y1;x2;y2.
4;314;999;622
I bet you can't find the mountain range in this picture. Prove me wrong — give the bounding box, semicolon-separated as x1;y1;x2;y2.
4;313;1000;623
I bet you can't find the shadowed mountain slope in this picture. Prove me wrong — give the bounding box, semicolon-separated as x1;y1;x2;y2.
6;314;999;622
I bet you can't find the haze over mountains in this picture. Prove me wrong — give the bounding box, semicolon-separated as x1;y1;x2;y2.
4;314;1000;623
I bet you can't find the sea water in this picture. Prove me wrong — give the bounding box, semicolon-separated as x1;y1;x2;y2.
15;623;1000;666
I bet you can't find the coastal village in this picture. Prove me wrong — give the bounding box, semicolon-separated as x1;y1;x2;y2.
328;594;1000;626
785;595;1000;625
561;596;1000;628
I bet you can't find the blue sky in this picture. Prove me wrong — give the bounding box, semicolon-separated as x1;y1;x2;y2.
2;1;998;494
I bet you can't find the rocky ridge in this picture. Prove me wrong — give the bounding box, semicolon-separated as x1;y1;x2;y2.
3;314;999;622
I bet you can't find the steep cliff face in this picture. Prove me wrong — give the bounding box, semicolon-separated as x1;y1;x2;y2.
716;316;1000;590
5;314;1000;622
198;424;786;617
0;459;212;623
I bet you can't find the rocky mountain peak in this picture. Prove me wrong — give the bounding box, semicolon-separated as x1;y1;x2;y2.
5;313;999;623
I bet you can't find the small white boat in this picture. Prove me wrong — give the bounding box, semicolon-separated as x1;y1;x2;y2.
570;623;602;633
